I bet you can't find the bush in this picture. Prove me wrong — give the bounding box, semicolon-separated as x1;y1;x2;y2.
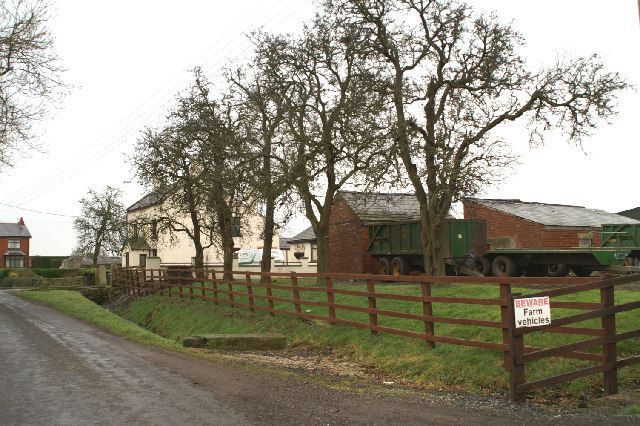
0;275;43;288
32;268;67;279
30;256;66;268
0;268;35;279
79;268;96;285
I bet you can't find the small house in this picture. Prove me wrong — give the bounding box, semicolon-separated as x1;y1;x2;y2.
0;218;31;268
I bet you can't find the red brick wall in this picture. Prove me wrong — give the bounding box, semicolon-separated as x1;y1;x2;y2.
328;197;377;274
0;237;30;268
463;201;601;249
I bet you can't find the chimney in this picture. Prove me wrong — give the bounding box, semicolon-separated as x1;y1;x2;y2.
18;217;24;228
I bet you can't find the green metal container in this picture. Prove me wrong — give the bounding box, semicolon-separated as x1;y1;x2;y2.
368;219;486;261
601;224;640;249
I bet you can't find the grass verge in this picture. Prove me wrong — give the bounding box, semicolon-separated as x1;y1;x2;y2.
118;280;640;400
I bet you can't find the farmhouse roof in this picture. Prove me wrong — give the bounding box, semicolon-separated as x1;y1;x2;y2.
337;190;421;223
0;220;31;238
127;187;170;212
288;226;316;243
465;198;640;228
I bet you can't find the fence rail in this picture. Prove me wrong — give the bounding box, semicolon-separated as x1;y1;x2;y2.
114;268;640;402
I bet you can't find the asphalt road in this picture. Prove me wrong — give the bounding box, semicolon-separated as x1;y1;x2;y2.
0;290;635;425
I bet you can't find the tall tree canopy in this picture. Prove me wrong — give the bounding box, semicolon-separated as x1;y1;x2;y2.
339;0;628;274
133;70;254;273
266;9;392;274
73;186;126;266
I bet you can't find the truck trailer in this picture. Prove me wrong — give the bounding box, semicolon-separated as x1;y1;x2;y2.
368;220;640;277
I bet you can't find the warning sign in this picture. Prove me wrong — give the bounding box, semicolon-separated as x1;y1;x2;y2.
514;296;551;328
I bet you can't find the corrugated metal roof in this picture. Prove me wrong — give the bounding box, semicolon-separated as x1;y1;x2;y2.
288;226;316;243
466;198;640;228
0;223;31;238
338;191;421;223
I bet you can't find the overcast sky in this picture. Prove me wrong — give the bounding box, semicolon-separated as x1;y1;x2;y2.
0;0;638;256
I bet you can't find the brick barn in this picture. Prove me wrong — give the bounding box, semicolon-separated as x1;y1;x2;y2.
462;198;639;249
328;191;420;274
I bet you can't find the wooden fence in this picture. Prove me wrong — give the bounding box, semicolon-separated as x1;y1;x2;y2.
114;268;640;402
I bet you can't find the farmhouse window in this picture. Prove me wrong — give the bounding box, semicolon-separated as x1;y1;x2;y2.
151;220;158;239
125;252;130;267
8;239;20;249
5;255;24;268
139;254;147;268
311;243;318;262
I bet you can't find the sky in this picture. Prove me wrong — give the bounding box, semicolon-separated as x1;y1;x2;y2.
0;0;638;256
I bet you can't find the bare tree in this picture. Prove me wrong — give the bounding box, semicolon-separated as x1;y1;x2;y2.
269;10;391;274
342;0;629;275
73;186;126;266
227;34;293;277
132;70;255;275
0;0;65;168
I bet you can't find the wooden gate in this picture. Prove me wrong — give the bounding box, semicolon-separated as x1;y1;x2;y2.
507;274;640;402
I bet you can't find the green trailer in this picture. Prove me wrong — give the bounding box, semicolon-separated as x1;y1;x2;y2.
368;219;487;275
368;220;640;277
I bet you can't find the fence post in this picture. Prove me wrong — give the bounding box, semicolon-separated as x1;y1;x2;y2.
291;272;302;316
150;269;156;295
421;280;435;348
508;293;526;403
227;273;235;308
211;271;219;304
266;275;275;316
601;283;618;395
199;270;206;300
367;279;378;335
188;271;194;300
159;270;164;297
326;276;336;324
246;274;254;312
500;283;512;368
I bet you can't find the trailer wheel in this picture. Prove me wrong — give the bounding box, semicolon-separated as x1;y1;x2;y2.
474;256;492;276
492;256;517;277
546;263;569;277
391;257;408;276
376;258;390;275
572;266;594;277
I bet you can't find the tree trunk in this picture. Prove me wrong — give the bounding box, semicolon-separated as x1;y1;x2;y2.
314;219;330;278
221;232;234;281
260;199;276;282
193;245;204;270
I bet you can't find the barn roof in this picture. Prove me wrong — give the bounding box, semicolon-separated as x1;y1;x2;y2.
465;198;640;228
0;222;31;238
288;226;316;243
337;191;421;223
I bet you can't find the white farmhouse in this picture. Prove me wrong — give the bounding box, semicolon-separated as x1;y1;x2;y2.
122;188;280;269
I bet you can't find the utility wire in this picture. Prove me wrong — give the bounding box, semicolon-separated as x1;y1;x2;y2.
1;0;309;211
0;201;76;217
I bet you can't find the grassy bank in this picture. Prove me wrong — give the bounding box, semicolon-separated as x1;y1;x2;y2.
118;280;640;398
18;290;180;350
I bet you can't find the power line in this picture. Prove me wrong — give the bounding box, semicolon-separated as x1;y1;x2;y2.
0;201;76;217
1;0;310;211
